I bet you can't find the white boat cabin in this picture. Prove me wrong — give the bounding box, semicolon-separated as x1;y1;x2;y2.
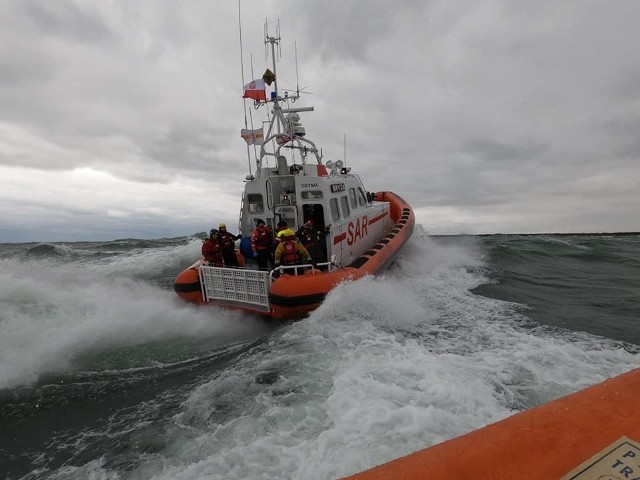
239;155;390;269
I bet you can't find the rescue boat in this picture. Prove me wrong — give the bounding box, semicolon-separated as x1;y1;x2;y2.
174;30;414;319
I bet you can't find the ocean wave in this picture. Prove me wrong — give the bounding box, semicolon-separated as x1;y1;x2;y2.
2;233;640;480
26;242;96;258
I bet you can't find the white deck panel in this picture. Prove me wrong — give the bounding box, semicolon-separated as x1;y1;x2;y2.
199;266;270;311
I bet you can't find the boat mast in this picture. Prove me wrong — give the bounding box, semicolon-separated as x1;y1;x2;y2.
254;23;322;178
256;21;283;178
265;21;280;107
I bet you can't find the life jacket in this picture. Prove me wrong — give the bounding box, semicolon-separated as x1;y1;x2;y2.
252;226;273;251
219;232;236;251
281;239;301;265
298;227;318;247
210;252;223;267
202;239;223;266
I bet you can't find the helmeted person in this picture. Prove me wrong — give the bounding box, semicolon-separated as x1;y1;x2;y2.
273;220;288;247
250;219;274;270
217;223;242;267
274;228;313;269
202;229;224;267
296;219;326;264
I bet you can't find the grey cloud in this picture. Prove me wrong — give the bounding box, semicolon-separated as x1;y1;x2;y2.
601;115;640;158
276;0;429;63
612;70;640;100
464;139;549;163
2;1;640;241
18;0;113;44
0;45;58;86
136;123;240;179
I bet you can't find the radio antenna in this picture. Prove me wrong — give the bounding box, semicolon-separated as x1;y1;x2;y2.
238;0;253;176
264;19;268;60
295;42;300;96
277;20;282;59
264;19;282;60
344;133;347;167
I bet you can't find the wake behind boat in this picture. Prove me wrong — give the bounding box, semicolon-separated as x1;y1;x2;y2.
174;29;414;319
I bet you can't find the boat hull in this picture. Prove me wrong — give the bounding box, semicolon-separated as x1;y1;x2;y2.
342;367;640;480
173;191;414;318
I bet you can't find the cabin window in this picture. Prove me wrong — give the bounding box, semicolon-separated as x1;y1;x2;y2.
247;194;264;213
301;190;323;200
357;188;367;206
330;198;340;221
349;188;357;208
340;195;350;217
278;206;297;230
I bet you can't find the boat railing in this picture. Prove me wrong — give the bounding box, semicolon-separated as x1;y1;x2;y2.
198;260;336;312
269;261;334;280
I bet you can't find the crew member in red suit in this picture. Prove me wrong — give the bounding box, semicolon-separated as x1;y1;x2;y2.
218;223;241;267
202;229;224;267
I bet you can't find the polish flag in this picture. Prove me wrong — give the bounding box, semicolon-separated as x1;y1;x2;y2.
242;79;267;101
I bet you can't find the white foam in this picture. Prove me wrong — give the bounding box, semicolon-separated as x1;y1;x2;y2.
38;458;118;480
81;237;204;278
11;235;640;479
0;254;268;390
114;236;640;480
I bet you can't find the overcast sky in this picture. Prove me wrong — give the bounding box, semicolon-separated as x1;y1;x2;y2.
1;0;639;242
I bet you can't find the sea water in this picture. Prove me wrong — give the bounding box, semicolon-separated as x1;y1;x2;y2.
1;233;639;479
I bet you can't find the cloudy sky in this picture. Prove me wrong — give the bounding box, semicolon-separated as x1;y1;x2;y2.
1;0;639;242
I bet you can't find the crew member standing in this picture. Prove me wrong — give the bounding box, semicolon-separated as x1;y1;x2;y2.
202;229;224;267
218;223;241;267
251;219;274;270
274;229;313;269
296;219;325;264
274;220;288;246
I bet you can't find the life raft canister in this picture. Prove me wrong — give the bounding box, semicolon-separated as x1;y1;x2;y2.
240;236;253;259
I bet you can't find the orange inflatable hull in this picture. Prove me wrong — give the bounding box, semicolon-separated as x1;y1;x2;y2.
342;367;640;480
173;260;205;303
174;191;414;318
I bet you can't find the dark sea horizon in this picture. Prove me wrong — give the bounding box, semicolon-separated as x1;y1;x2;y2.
3;229;640;245
1;232;639;479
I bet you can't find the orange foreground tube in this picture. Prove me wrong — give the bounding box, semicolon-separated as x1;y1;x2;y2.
342;367;640;480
